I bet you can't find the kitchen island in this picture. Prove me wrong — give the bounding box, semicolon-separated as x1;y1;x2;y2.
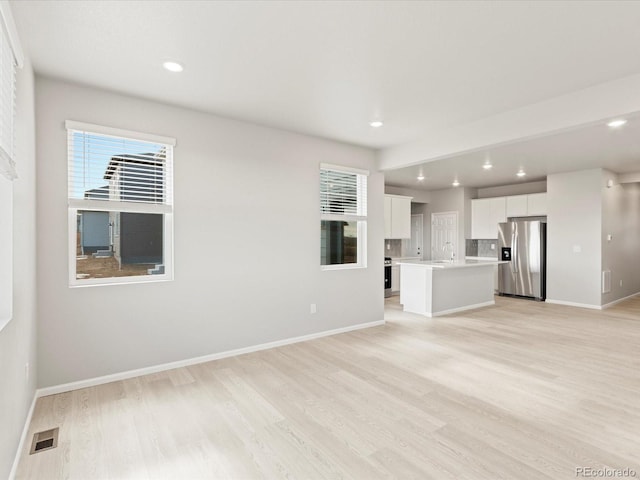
398;260;506;317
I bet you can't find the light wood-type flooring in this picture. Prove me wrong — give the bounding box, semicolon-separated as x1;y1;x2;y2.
16;295;640;479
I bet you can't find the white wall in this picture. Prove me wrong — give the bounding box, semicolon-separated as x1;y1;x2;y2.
35;77;384;388
425;187;469;261
378;73;640;170
546;169;602;307
601;171;640;306
410;202;429;260
384;185;431;203
476;180;546;199
0;59;37;479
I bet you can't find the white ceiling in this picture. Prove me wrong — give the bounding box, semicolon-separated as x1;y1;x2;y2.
384;113;640;191
10;0;640;153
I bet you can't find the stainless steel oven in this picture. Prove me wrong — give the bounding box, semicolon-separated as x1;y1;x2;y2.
384;257;392;297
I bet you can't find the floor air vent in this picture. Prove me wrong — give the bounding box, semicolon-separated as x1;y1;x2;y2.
29;428;59;454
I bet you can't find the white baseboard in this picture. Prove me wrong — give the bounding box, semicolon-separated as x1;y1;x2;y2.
545;299;602;310
601;291;640;310
431;300;495;317
547;291;640;311
9;392;37;480
36;319;386;398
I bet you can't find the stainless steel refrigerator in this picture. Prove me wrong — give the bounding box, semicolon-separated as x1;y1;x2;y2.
498;220;546;301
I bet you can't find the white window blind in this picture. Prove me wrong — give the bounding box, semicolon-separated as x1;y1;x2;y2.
0;8;18;180
320;163;368;269
67;125;174;209
320;164;368;220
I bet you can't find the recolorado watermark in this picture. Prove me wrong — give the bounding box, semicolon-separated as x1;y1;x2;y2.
576;467;637;478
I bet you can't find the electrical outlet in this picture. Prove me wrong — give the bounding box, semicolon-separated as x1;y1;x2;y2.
386;243;390;250
310;303;317;314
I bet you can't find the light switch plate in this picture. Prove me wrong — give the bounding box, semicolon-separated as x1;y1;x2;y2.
573;245;582;253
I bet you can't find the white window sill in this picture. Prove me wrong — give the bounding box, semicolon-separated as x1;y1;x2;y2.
69;274;173;288
321;264;367;271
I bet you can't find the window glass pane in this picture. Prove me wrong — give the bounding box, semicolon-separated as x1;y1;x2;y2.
69;131;169;205
76;210;164;280
320;220;358;265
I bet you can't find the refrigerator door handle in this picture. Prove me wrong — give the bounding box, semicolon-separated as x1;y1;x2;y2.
511;231;518;273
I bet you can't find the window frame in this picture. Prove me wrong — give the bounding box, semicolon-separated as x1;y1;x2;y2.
66;121;175;287
0;2;23;330
320;163;368;271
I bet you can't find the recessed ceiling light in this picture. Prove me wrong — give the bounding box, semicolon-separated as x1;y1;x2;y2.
369;120;384;128
483;163;493;170
417;175;425;181
516;170;526;177
163;61;184;73
452;180;460;187
607;119;627;128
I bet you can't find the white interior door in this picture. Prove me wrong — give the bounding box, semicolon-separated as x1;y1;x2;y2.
410;214;423;258
431;211;458;261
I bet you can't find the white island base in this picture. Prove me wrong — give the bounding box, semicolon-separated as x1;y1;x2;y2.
399;261;501;317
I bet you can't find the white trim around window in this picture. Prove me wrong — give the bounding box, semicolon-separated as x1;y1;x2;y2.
67;207;174;287
320;163;368;270
67;122;175;287
65;120;176;147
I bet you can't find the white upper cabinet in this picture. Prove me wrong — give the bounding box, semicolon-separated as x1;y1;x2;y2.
505;192;548;217
526;192;547;216
473;192;548;239
506;195;528;217
384;194;412;239
471;197;506;239
384;195;392;238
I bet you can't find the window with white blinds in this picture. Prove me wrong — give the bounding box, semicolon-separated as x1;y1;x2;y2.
67;122;174;209
320;163;368;269
0;4;19;180
66;121;175;286
0;2;23;329
320;167;367;219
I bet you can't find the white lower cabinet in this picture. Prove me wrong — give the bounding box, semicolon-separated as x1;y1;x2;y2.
391;265;400;293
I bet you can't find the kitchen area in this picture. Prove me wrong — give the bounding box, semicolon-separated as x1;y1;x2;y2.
384;184;549;316
383;193;423;298
381;108;640;314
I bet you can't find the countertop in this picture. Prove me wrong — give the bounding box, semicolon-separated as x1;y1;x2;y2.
389;256;421;265
397;259;506;270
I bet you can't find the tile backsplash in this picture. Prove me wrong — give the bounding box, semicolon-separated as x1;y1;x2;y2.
384;239;415;258
385;239;403;257
466;239;498;258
